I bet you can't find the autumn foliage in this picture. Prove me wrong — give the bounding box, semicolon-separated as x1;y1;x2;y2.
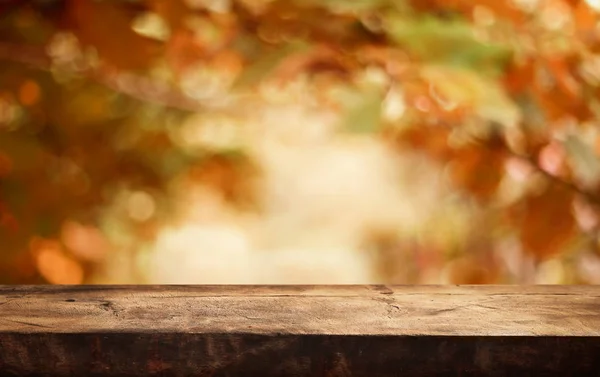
1;0;600;284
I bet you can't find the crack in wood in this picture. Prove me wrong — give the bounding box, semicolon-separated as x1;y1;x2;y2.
373;295;403;319
98;301;121;318
426;299;500;317
2;318;52;329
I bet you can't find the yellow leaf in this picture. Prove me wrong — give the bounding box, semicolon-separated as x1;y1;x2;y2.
421;65;521;128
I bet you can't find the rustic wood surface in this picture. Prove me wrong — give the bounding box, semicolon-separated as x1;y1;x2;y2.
1;285;599;376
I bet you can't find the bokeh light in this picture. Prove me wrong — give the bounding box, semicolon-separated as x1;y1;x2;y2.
1;0;600;285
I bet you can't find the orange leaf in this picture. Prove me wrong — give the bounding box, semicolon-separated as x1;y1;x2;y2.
450;143;506;200
165;13;238;75
166;29;206;74
532;58;591;121
503;59;535;95
546;57;581;101
187;154;258;206
31;238;84;285
446;255;499;284
147;0;190;29
574;1;598;40
68;0;162;70
397;125;454;161
519;183;576;260
18;79;41;107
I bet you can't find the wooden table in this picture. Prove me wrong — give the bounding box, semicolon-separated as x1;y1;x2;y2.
1;285;599;376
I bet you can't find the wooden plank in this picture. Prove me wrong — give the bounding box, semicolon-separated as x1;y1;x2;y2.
1;285;599;376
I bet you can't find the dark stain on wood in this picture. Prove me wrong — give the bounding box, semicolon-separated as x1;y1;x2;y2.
1;334;599;376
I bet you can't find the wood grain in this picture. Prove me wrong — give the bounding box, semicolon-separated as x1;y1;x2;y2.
1;285;599;376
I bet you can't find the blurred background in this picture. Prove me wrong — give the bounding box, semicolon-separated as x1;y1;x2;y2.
1;0;600;284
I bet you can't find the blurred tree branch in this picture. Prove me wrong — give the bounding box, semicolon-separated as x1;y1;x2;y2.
0;40;203;112
514;153;600;207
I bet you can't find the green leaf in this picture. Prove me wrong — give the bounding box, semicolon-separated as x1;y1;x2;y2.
563;135;600;187
386;15;511;72
156;151;191;178
312;0;389;12
421;65;521;128
233;41;310;88
341;88;384;134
